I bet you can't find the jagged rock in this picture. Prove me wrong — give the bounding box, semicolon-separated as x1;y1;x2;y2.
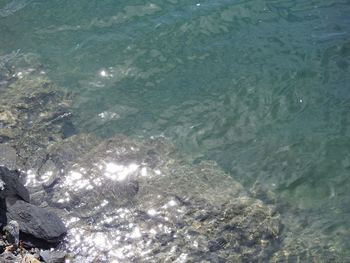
6;200;66;246
0;167;29;203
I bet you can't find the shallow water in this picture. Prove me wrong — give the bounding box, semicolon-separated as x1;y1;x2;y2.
1;0;350;261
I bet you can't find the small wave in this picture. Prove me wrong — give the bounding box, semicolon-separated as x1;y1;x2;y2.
316;31;348;43
0;0;28;18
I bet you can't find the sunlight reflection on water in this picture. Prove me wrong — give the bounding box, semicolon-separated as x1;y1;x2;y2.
25;154;191;262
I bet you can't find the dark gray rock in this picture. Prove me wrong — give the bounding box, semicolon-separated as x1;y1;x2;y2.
6;200;66;244
0;167;29;203
40;250;66;263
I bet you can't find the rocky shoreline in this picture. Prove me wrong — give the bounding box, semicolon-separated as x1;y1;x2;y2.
0;52;346;262
0;53;72;262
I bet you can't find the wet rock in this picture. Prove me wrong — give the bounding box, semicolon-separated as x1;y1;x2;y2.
0;166;66;247
45;134;100;170
3;220;19;246
0;167;29;203
39;250;66;263
44;135;282;262
6;200;66;246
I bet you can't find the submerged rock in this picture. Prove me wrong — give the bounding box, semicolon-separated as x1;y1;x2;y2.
32;133;343;262
34;135;281;262
0;53;74;171
0;145;17;170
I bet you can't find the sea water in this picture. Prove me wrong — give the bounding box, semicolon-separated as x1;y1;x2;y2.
1;0;350;261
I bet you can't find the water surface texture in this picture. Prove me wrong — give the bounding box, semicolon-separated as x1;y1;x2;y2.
1;0;350;261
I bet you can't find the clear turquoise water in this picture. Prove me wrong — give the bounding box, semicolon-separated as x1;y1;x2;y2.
1;0;350;258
